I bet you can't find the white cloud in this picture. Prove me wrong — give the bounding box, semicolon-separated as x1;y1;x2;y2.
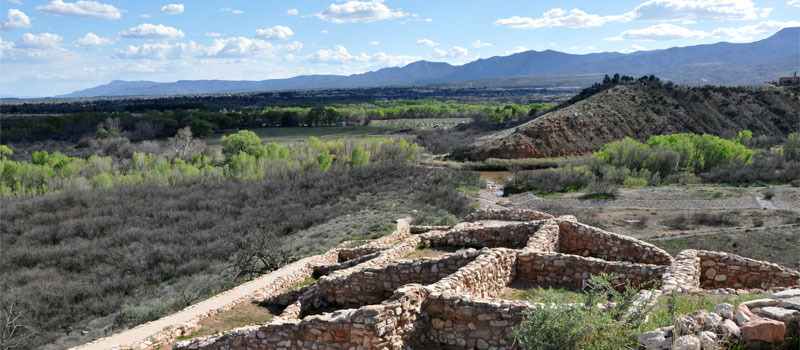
505;46;528;55
789;0;800;7
493;9;626;29
74;32;113;47
140;14;150;18
120;23;185;40
370;40;379;45
205;32;224;38
759;7;772;18
36;0;121;20
16;32;62;48
431;46;467;58
286;8;299;15
605;23;708;41
314;0;406;23
200;37;302;58
1;9;31;31
471;40;492;48
279;41;303;52
116;41;196;60
255;25;294;40
321;29;328;34
415;38;439;47
493;0;761;30
621;44;647;53
8;0;23;4
219;8;244;15
305;45;419;67
711;20;800;41
160;4;184;15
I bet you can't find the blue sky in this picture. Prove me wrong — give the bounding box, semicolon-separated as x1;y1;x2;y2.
1;0;798;97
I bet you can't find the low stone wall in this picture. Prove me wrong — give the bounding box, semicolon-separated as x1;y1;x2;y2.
558;221;674;265
660;249;702;293
463;208;554;222
421;295;533;349
516;252;666;290
420;222;543;249
697;251;800;290
338;218;411;262
312;251;382;278
524;219;560;252
177;284;430;350
427;248;518;299
301;248;479;315
410;225;451;234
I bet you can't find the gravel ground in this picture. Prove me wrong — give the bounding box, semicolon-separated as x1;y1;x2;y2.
510;192;764;211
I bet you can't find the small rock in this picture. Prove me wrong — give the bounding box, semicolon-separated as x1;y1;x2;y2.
712;303;734;319
675;315;699;335
719;319;741;340
698;331;717;350
735;310;751;326
704;312;723;330
689;309;709;326
741;318;786;343
676;335;701;350
638;330;670;350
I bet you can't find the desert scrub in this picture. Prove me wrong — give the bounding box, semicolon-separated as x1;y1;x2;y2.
512;273;657;350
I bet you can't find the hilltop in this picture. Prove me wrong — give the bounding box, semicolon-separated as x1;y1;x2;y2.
462;83;800;160
59;28;800;98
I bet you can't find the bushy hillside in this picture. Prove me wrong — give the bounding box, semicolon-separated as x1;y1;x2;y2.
463;84;799;160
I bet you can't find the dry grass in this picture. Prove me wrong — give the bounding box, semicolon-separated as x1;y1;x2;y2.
164;302;277;349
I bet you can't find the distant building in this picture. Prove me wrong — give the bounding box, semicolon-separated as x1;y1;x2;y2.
778;72;800;86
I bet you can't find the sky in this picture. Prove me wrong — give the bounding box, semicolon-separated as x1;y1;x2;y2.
0;0;799;97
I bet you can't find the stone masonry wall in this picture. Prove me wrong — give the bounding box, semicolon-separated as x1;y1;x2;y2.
516;251;667;290
426;248;518;299
338;219;411;262
463;208;554;222
421;295;533;350
420;222;543;249
558;221;674;265
697;250;800;290
301;248;480;315
524;219;560;252
659;249;702;293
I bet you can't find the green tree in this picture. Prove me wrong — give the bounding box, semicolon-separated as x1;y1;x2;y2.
188;120;215;137
221;130;263;159
316;152;333;172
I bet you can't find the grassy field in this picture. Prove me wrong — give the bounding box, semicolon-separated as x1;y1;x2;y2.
203;126;401;146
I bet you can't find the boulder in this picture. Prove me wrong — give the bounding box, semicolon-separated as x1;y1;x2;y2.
741;318;786;343
703;312;723;330
741;299;778;308
688;309;709;326
675;335;701;350
760;306;800;322
712;303;734;319
735;310;751;326
675;315;700;335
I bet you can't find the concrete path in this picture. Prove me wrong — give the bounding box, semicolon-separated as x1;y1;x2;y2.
73;255;316;350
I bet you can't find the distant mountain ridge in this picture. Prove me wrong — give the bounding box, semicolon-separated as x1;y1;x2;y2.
60;27;800;98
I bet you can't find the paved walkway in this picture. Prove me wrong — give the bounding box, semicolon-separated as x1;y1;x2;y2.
73;255;316;350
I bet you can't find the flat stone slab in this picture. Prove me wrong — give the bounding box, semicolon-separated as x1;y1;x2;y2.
778;297;800;311
773;289;800;299
741;299;779;308
760;306;800;322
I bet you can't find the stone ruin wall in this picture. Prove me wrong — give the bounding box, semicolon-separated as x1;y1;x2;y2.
516;251;667;290
419;222;542;249
697;250;800;290
463;208;555;222
523;219;560;252
558;221;674;266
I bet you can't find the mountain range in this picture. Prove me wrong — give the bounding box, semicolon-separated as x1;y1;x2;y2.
60;27;800;98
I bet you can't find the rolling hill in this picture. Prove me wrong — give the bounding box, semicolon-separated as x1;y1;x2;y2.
60;27;800;98
460;83;800;160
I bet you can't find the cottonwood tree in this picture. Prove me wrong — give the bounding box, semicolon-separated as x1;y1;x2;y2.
0;300;34;350
232;227;294;280
168;126;205;160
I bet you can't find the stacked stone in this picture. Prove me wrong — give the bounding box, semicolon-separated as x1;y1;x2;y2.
420;221;543;249
301;248;479;316
638;289;800;350
426;248;518;299
697;251;800;290
661;249;702;293
312;251;382;278
409;225;451;234
524;219;560;252
558;221;674;265
422;295;534;350
338;218;410;262
516;252;666;290
463;208;554;222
